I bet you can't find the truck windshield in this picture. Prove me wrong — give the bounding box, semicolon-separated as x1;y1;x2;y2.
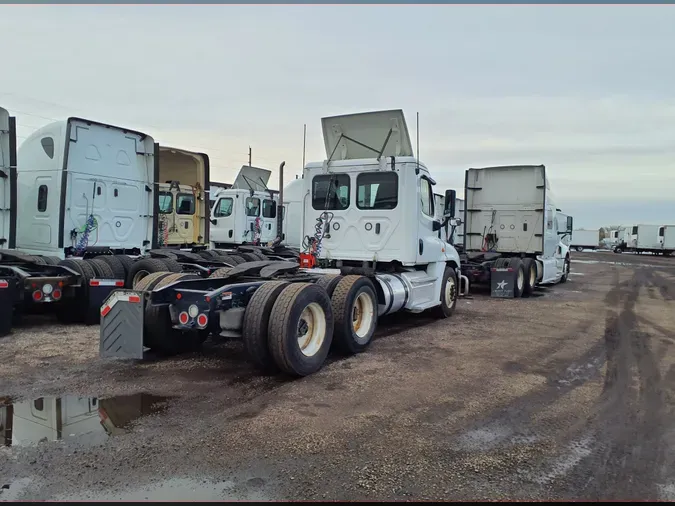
176;193;195;215
158;192;173;214
312;174;350;211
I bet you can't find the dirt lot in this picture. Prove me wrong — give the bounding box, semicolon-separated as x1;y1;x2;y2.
2;251;675;501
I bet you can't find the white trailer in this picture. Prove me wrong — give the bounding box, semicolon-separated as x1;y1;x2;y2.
99;109;469;378
209;165;279;248
614;223;671;255
461;165;572;297
662;225;675;255
570;229;600;251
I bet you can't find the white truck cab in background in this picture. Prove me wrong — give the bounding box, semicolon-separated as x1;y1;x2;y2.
209;165;279;248
0;107;17;250
301;109;466;316
16;117;157;258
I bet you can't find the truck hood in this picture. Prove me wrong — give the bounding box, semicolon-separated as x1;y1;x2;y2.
231;165;271;191
321;109;413;161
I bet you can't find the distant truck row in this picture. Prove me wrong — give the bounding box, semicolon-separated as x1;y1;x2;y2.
568;225;674;255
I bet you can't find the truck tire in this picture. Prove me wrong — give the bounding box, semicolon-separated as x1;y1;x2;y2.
197;250;215;260
560;255;571;283
521;258;537;297
252;251;267;261
95;255;126;280
505;258;525;298
28;255;47;265
240;253;260;262
216;255;239;267
160;258;182;273
126;258;169;288
144;273;206;355
56;259;96;323
149;249;178;260
114;255;135;276
41;256;62;266
330;275;378;354
87;258;115;278
242;281;290;372
575;246;584;252
228;255;246;265
432;267;458;319
209;267;232;278
314;274;343;298
267;283;334;377
134;271;174;292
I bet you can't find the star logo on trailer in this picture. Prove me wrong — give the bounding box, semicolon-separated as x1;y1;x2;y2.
497;280;508;289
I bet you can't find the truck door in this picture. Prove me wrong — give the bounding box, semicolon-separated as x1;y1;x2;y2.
210;196;234;244
173;187;196;245
244;195;261;244
260;197;277;243
417;175;443;264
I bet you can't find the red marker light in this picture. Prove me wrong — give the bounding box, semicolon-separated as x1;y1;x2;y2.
197;313;208;328
32;290;43;302
179;312;189;325
52;289;62;300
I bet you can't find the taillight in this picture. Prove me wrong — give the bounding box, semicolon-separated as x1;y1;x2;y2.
52;289;62;301
115;281;125;287
0;280;8;289
178;312;189;325
188;304;199;318
197;313;208;328
32;290;43;302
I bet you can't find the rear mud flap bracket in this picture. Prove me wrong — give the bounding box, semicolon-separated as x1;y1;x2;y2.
100;290;145;359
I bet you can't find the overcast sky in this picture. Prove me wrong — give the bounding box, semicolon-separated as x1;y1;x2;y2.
2;5;674;228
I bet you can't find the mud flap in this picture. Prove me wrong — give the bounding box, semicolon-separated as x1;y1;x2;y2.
99;290;145;359
490;268;517;298
0;278;19;337
87;279;126;325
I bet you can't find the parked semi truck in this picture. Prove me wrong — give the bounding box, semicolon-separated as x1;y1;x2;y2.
156;146;210;248
570;229;600;251
460;165;572;298
99;109;468;378
614;224;673;255
1;109;125;335
209;165;280;248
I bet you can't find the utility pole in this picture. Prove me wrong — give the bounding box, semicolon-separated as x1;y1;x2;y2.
248;146;252;167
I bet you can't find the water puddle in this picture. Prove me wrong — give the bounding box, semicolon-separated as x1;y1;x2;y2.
0;393;172;448
52;477;272;501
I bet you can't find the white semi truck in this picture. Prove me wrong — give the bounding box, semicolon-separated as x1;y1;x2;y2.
570;229;600;251
460;165;572;298
614;224;673;255
209;165;280;248
99;109;468;377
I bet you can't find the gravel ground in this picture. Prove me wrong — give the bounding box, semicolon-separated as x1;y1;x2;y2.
1;251;675;501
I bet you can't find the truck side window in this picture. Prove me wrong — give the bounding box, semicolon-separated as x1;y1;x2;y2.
262;199;277;219
419;178;433;216
41;137;55;159
632;226;638;235
37;185;48;212
659;227;665;237
245;197;260;217
312;174;350;211
158;192;173;214
176;193;195;215
214;197;233;218
357;172;398;210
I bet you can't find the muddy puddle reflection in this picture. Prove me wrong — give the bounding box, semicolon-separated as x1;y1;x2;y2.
0;393;172;447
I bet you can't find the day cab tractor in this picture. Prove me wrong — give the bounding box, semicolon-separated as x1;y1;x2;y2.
99;109;468;377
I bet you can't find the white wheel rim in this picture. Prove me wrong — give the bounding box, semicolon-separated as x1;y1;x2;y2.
297;302;326;357
352;291;375;342
444;276;456;306
529;265;536;286
133;270;150;286
517;269;524;290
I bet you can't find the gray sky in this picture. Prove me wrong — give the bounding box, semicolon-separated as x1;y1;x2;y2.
2;5;674;228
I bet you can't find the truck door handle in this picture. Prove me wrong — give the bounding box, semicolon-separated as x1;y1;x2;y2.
375;223;380;234
184;222;188;229
419;239;423;255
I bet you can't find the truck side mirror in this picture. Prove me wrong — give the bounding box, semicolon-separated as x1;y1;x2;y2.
444;189;456;218
566;216;573;233
210;218;217;225
432;220;442;232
